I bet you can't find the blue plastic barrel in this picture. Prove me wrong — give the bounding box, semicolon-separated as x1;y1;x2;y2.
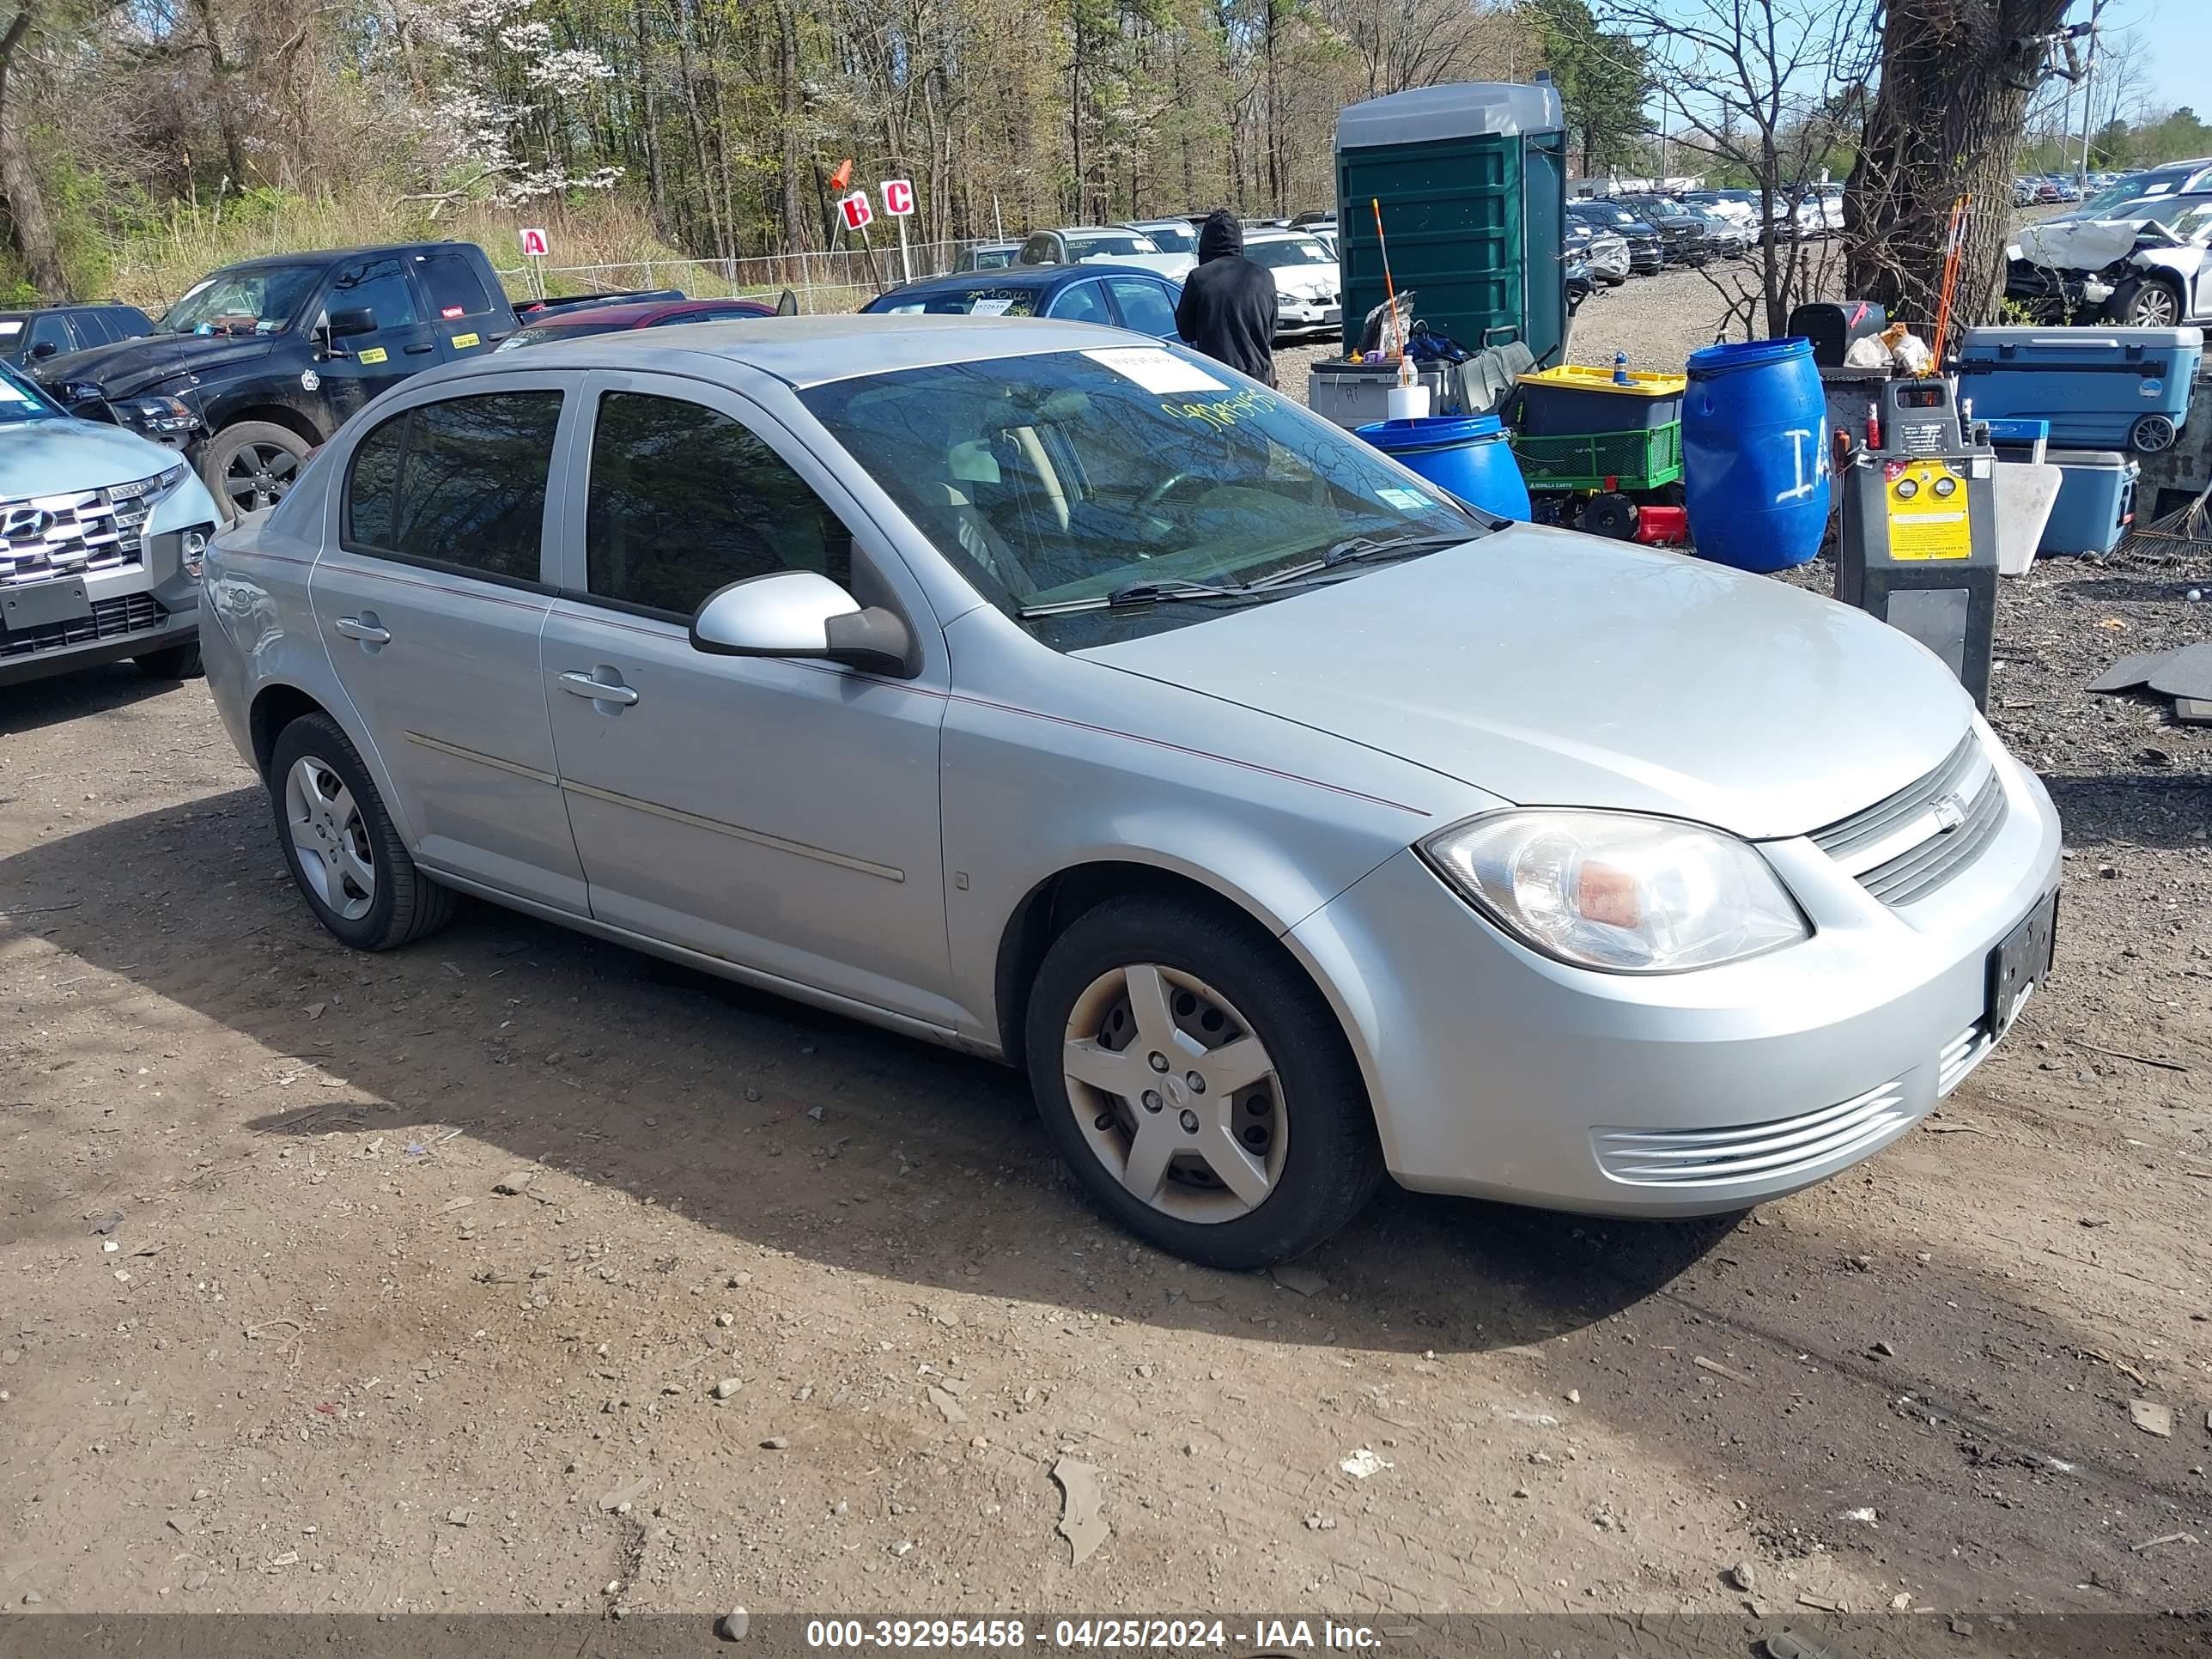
1353;413;1532;520
1682;337;1829;572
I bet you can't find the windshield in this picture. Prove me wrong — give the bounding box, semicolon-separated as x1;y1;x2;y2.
157;264;321;336
1065;233;1159;259
1246;238;1335;269
1136;223;1196;252
1581;204;1639;228
799;347;1486;647
867;284;1042;318
0;362;66;422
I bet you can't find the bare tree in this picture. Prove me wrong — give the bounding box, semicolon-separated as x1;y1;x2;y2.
1596;0;1876;339
0;3;69;296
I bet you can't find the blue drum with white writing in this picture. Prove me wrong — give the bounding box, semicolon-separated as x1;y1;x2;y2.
1682;337;1829;572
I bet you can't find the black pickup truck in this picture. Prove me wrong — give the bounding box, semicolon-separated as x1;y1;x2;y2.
33;241;661;517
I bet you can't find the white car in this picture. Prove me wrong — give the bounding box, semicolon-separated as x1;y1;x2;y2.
0;361;222;688
1242;229;1343;336
1018;227;1194;282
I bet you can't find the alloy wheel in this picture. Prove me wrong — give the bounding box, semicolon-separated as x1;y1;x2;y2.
227;442;301;512
2130;284;2179;329
284;756;376;921
1060;963;1286;1224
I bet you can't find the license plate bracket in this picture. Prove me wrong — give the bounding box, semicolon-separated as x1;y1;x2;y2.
0;575;93;633
1987;890;2058;1042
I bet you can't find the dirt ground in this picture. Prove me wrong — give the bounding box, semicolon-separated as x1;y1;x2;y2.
2;491;2210;1632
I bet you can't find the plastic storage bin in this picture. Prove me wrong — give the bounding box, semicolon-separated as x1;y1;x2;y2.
1513;364;1686;435
1355;413;1532;519
1991;444;2139;556
1955;325;2202;454
1309;359;1448;430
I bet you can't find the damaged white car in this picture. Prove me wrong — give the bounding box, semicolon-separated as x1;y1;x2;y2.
2007;185;2212;327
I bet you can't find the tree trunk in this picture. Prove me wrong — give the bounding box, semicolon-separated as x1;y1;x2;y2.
1847;0;2070;327
634;0;670;237
0;9;68;299
777;0;806;253
190;0;249;192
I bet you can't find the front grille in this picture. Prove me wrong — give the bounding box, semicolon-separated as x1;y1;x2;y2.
0;488;149;585
1936;1019;1992;1097
1810;732;2008;906
1592;1078;1911;1188
0;590;165;660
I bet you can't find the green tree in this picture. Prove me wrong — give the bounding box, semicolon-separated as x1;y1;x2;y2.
1527;0;1650;179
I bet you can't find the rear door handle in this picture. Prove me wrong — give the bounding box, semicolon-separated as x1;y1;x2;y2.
333;617;390;644
404;342;435;355
560;671;639;708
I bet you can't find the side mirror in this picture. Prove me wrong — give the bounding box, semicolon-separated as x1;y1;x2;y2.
30;339;57;359
328;307;378;338
690;570;919;678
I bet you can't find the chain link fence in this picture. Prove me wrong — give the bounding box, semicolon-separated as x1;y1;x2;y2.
495;238;1003;314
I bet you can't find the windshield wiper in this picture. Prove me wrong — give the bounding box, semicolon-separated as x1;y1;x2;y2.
1017;577;1260;618
1246;530;1479;591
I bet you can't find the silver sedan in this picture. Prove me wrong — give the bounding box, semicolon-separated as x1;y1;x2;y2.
198;316;2062;1267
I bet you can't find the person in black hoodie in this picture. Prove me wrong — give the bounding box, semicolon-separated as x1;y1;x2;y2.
1175;210;1279;386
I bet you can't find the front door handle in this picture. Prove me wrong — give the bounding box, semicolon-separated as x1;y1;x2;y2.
560;670;639;708
333;616;390;645
404;342;435;355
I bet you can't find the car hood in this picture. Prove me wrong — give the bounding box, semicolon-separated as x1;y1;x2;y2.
1270;264;1340;296
1079;526;1975;840
32;331;276;399
0;416;183;497
2008;215;2202;270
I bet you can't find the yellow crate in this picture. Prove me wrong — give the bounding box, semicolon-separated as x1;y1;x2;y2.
1517;363;1687;398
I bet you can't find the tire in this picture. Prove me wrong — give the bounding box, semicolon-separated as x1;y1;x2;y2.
266;712;457;951
202;420;313;521
1581;492;1640;539
133;640;203;679
1024;893;1383;1268
2130;412;2179;454
2105;276;2182;331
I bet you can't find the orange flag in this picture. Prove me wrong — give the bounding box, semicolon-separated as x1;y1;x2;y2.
828;157;854;191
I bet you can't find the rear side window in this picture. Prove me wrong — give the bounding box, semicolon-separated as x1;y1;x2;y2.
585;391;849;617
1107;278;1177;337
416;251;498;320
1019;234;1057;265
68;309;115;346
343;392;562;585
1047;282;1110;325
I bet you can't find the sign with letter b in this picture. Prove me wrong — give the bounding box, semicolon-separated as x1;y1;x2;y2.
838;191;875;233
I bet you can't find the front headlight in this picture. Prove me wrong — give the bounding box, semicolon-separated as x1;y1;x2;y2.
115;394;201;436
1419;810;1809;973
109;462;191;504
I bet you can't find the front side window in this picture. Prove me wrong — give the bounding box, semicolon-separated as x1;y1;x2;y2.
26;313;71;356
1020;234;1058;265
800;348;1486;648
343;392;562;584
585;392;849;617
328;258;420;331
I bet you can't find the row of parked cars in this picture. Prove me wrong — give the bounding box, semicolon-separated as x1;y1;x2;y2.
2005;155;2212;327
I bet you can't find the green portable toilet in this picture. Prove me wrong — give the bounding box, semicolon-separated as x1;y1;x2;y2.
1335;77;1568;364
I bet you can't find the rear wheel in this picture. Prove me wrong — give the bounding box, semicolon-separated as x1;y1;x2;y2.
1025;894;1382;1268
203;421;313;520
266;713;457;951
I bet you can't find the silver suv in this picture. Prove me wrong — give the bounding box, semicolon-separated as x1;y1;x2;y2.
1;362;222;688
200;318;2062;1267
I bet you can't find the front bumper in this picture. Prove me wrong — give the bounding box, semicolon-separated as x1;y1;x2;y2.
1287;744;2063;1216
1279;296;1342;330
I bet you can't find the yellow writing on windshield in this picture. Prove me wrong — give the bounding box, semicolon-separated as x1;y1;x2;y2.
1160;388;1278;431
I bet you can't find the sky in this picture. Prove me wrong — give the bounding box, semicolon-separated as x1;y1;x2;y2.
2108;0;2211;118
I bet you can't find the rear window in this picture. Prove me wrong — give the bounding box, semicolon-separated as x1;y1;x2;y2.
343;391;562;584
869;286;1041;318
416;250;498;320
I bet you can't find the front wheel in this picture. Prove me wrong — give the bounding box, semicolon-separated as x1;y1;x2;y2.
202;420;313;520
266;712;457;951
133;640;203;679
2106;276;2183;330
1024;895;1382;1267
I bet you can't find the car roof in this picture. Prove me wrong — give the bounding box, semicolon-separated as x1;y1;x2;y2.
526;297;775;330
1241;227;1327;242
869;263;1164;298
208;244;464;274
402;313;1152;392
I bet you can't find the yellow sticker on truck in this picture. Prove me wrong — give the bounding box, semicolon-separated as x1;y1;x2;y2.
451;332;481;349
1884;459;1972;561
356;346;389;365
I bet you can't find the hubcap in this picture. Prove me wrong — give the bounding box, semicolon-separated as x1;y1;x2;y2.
283;756;376;921
227;442;301;512
2134;288;2178;328
1061;963;1285;1224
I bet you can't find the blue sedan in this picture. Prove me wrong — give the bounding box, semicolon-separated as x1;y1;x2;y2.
860;264;1183;342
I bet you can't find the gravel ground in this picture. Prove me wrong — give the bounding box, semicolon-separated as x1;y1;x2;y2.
0;533;2208;1626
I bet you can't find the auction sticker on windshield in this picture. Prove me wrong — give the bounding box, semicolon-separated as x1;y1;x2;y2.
1376;486;1434;511
969;297;1018;317
1084;347;1227;395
